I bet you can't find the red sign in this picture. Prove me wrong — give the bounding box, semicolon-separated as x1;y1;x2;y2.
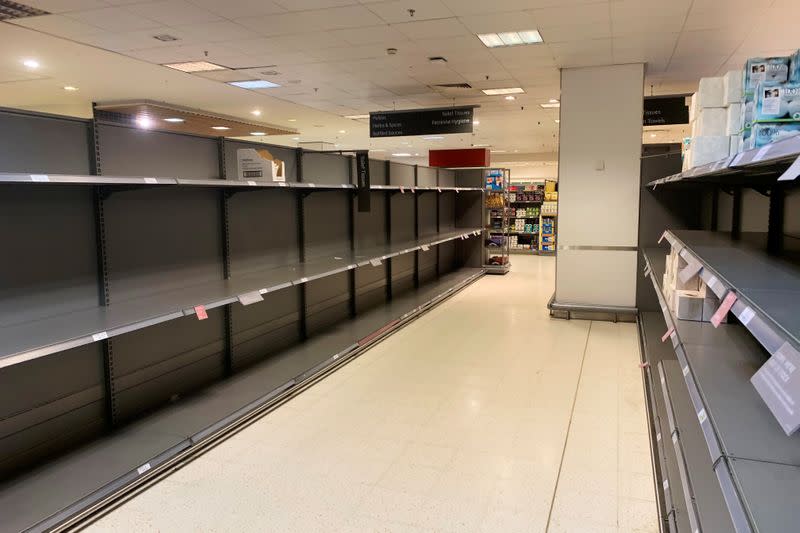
429;148;490;168
194;305;208;320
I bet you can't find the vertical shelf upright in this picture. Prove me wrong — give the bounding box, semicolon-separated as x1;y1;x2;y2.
484;168;511;274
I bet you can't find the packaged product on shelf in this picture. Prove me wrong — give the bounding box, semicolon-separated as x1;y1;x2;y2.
673;290;705;321
702;292;728;324
743;122;800;150
729;134;741;156
792;49;800;83
723;70;744;104
753;83;800;121
237;148;285;182
726;103;742;135
688;93;698;123
744;57;790;91
689;136;729;167
696;76;725;108
694;107;727;136
740;91;755;130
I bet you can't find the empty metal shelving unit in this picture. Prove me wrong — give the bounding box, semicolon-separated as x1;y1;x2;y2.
0;106;488;532
637;139;800;532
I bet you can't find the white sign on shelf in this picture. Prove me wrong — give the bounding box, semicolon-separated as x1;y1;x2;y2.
30;174;49;182
247;180;257;186
739;307;756;326
137;463;151;475
752;341;800;435
92;332;108;342
259;288;269;295
309;183;316;188
697;409;708;424
778;156;800;182
144;178;158;184
369;258;382;267
421;245;430;251
683;365;690;377
278;182;287;187
754;145;772;161
238;291;264;306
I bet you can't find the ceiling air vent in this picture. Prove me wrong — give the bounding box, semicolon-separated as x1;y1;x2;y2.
0;1;48;20
434;83;472;89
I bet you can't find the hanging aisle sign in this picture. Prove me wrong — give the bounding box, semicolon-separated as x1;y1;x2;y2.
370;106;475;137
356;151;371;212
643;96;690;126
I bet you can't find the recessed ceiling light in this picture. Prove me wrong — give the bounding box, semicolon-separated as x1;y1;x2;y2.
392;153;412;157
212;126;230;130
423;136;444;140
474;143;489;147
135;116;153;129
549;98;559;103
251;110;261;116
63;85;78;91
163;61;226;73
251;131;266;136
554;119;560;123
650;133;657;138
491;150;507;153
339;129;346;133
164;117;184;123
483;87;524;96
228;80;280;89
22;59;39;69
288;118;297;122
478;30;542;48
292;137;300;140
540;102;560;109
345;114;370;119
370;149;386;152
505;95;516;101
473;120;480;125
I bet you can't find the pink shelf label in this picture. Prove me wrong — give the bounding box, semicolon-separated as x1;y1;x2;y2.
711;292;737;328
661;326;675;343
194;305;208;320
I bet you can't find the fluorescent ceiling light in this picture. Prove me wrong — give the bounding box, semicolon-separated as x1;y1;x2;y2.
477;30;542;48
345;114;369;119
549;98;559;103
483;87;524;95
292;137;300;140
423;136;444;140
211;126;230;130
473;143;489;147
135;116;153;129
288;118;297;122
22;59;39;69
392;153;412;157
228;80;280;89
554;119;560;123
370;149;386;152
414;153;420;156
251;110;261;116
339;129;346;133
251;132;266;136
164;117;184;123
163;61;226;73
491;150;507;153
540;102;560;108
504;95;516;101
473;120;480;125
63;85;78;91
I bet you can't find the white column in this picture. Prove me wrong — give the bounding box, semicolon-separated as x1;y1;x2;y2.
555;63;644;309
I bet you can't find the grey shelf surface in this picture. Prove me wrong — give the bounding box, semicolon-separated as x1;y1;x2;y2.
0;267;484;533
646;134;800;187
662;230;800;353
0;173;482;193
0;228;482;370
643;248;800;532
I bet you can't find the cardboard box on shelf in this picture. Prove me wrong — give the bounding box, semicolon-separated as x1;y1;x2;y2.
237;148;285;182
674;290;704;321
703;293;728;324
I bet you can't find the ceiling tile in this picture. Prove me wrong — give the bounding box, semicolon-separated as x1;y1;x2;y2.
393;17;470;40
274;0;359;10
442;0;551;16
612;32;677;71
125;0;222;26
185;0;286;18
457;11;539;34
541;22;611;43
235;5;384;35
9;14;106;39
78;27;186;51
528;2;610;28
549;38;613;68
330;24;409;45
263;31;351;51
365;0;453;23
21;0;109;12
672;29;746;60
169;21;262;43
611;0;690;35
309;44;391;61
65;7;162;32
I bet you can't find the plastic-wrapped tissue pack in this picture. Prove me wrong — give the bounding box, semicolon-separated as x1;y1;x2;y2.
792;50;800;83
754;83;800;121
745;57;790;91
744;122;800;150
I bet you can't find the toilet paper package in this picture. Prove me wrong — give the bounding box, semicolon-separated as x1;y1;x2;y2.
691;136;729;167
729;134;741;156
697;77;725;108
695;107;727;136
723;70;744;104
791;49;800;83
745;57;790;91
726;103;743;135
744;122;800;150
754;83;800;121
740;92;755;130
688;93;698;123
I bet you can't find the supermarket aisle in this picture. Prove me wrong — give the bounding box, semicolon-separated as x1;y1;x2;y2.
86;256;656;533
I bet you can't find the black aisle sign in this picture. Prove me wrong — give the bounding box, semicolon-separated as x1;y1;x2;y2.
370;106;474;138
643;96;689;126
356;151;370;212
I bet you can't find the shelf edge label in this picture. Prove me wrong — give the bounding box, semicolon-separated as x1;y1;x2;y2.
92;332;108;342
137;463;151;475
30;174;49;182
778;155;800;182
711;291;737;328
194;305;208;320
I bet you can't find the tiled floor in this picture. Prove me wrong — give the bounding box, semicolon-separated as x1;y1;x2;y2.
85;256;657;532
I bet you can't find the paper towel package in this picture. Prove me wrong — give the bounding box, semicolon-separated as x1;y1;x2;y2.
726;104;743;136
744;122;800;150
697;77;725;108
754;83;800;121
691;136;730;167
695;107;727;136
723;70;744;104
729;134;742;156
745;57;790;91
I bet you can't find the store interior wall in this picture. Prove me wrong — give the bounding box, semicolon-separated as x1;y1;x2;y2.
555;63;645;308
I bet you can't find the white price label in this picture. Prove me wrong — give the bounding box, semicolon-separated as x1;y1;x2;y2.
369;258;382;267
92;332;108;342
672;433;678;444
247;180;257;186
698;409;708;424
137;463;151;475
755;145;772;161
421;245;430;251
278;182;287;187
656;432;662;442
309;183;316;188
683;365;690;377
437;188;442;193
30;174;49;182
707;275;719;290
739;307;756;326
299;277;309;283
259;288;268;295
400;186;405;194
778;156;800;182
144;178;158;184
663;479;669;490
